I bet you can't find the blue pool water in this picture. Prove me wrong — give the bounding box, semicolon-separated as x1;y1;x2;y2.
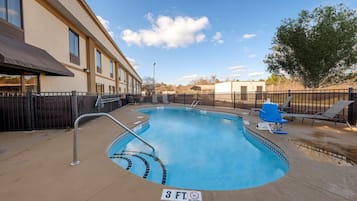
108;107;288;190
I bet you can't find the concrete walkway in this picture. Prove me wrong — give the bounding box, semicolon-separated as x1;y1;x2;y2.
1;104;356;201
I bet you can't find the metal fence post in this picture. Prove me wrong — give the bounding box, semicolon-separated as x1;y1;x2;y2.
26;89;33;130
213;93;215;106
288;89;291;108
347;88;355;126
233;91;236;109
71;90;78;126
254;91;257;108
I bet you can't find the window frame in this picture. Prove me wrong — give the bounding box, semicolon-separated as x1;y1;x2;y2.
109;85;115;94
240;86;248;101
95;83;104;94
0;71;39;94
68;28;80;65
117;68;121;81
96;50;102;73
0;0;23;29
109;61;114;78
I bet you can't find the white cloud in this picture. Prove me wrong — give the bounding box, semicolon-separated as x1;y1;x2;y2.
122;30;141;46
248;54;257;58
176;74;210;84
127;57;140;70
122;14;209;48
145;12;155;23
212;32;224;44
228;65;246;72
97;15;114;37
196;33;206;42
242;33;256;39
248;72;263;77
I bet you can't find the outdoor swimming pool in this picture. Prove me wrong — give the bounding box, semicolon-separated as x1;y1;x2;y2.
108;107;288;190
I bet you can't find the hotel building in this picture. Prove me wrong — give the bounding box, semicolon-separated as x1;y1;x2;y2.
0;0;142;94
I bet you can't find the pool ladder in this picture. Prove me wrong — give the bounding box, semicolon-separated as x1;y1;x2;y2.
70;112;155;166
190;100;200;108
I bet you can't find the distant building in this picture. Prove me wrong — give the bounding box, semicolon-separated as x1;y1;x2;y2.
215;81;265;93
215;81;266;101
0;0;141;94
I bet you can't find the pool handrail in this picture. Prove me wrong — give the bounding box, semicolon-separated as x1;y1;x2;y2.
190;100;200;108
70;112;155;166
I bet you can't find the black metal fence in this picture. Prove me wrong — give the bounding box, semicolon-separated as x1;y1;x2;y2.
1;88;356;131
0;91;126;131
143;88;357;126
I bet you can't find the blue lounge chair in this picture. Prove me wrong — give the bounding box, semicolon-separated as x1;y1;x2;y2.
259;103;288;134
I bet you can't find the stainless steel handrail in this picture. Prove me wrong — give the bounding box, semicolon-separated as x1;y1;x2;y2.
70;112;155;166
190;100;200;108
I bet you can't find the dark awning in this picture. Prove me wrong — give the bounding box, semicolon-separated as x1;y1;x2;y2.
0;35;74;76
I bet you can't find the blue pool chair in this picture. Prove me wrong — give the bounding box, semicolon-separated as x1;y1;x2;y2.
259;103;288;135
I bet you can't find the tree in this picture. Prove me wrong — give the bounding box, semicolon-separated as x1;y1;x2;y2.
266;74;288;85
264;4;357;88
190;75;220;85
141;76;154;95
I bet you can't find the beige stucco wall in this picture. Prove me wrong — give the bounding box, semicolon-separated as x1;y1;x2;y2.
95;76;116;93
20;0;141;93
215;82;232;93
117;68;127;93
56;0;140;82
95;48;115;79
94;48;116;93
23;0;67;64
23;0;88;92
215;81;266;94
117;68;126;84
23;0;87;70
127;75;133;93
118;83;126;93
40;68;88;92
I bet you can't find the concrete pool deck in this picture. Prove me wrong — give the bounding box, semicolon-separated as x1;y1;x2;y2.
1;104;357;201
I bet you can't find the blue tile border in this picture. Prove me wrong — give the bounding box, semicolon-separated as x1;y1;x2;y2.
243;127;289;166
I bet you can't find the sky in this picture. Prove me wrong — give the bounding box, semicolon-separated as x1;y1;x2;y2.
86;0;357;85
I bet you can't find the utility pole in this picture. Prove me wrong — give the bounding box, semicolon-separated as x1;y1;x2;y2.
153;62;156;95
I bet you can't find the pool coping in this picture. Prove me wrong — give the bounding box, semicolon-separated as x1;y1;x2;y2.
1;104;357;201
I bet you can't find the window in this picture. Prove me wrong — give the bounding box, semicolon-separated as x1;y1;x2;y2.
0;72;39;94
109;61;114;78
241;86;248;101
117;68;121;80
0;0;22;28
69;29;80;65
122;71;126;83
96;83;104;94
256;86;263;100
0;0;6;20
109;85;115;94
24;75;39;93
96;50;102;73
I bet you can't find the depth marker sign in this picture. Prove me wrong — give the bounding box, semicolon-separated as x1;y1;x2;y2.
161;189;202;201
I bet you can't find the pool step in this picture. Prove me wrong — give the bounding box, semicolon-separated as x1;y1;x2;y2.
109;155;132;170
112;151;167;185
